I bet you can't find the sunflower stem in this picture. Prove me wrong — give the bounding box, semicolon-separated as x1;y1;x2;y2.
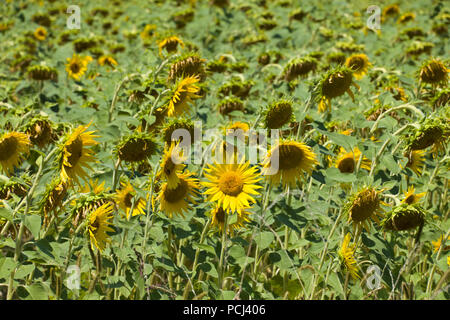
218;213;228;290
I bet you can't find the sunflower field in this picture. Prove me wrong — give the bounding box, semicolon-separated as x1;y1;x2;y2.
0;0;449;301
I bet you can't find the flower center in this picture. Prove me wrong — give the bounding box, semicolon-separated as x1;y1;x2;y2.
124;192;133;207
70;62;81;74
348;57;364;72
278;144;304;170
338;157;355;173
216;207;225;224
219;171;243;196
350;190;379;222
404;195;415;205
164;179;188;203
0;136;17;161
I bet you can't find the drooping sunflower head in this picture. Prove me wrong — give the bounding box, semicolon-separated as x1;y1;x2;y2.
0;175;30;200
282;57;318;82
262;100;294;129
157;170;200;218
397;12;415;24
27;65;58;81
210;206;251;235
203;161;261;214
158;35;184;56
167;75;201;117
430;88;449;109
382;203;426;231
157;142;187;189
34;26;47;41
57;123;99;186
406;41;434;57
39;178;67;225
87;202;115;253
116;182;147;220
316;66;358;112
0;131;31;175
168;52;206;82
65;54;93;80
218;97;245;117
161;118;195;145
24;116;54;148
401;186;426;205
98;55;118;68
344;187;386;233
218;78;254;99
338;232;360;279
116;131;158;164
262;140;318;189
345;53;371;80
419;58;448;87
404;116;449;155
327;52;347;65
382;4;400;21
335;147;371;173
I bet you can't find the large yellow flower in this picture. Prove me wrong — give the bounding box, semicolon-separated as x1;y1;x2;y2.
210;206;251;235
262;140;318;188
65;54;92;80
338;233;360;279
335;147;371;173
0;132;31;175
203;161;261;214
34;26;47;41
59;123;99;186
157;143;186;189
405;150;425;175
116;182;147;220
167;76;201;117
401;186;426;205
345;54;371;80
157;171;200;218
158;36;184;56
87;202;115;252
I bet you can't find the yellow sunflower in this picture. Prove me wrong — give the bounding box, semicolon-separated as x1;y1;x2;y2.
59;123;99;186
0;132;31;175
401;186;426;205
158;36;184;56
34;26;47;41
87;202;115;252
116;182;147;220
65;54;93;80
338;232;360;279
98;55;118;68
405;150;425;175
140;24;157;41
80;178;108;195
335;147;371;173
262;140;318;188
157;143;186;189
432;235;449;253
345;187;386;233
210;206;251;235
167;75;201;117
203;161;261;214
345;54;371;80
157;170;200;218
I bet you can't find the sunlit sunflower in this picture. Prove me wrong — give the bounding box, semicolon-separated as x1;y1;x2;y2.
401;186;426;205
65;54;93;80
404;150;425;175
335;147;371;173
344;187;386;233
59;123;99;186
398;12;415;24
167;75;201;117
338;233;360;279
203;161;261;214
158;36;184;56
87;202;115;252
157;142;186;189
345;54;371;80
432;235;449;253
34;26;47;41
210;206;251;235
116;182;147;220
98;55;118;68
80;178;108;195
262;140;318;189
158;170;200;218
0;132;31;175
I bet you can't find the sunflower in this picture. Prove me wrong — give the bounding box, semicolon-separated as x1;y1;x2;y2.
157;143;186;189
262;140;318;189
157;170;200;218
344;187;386;233
158;36;184;56
98;55;118;68
87;202;115;252
218;97;245;116
432;235;449;253
65;54;93;80
262;100;294;129
167;75;201;117
397;12;415;24
116;182;147;220
282;57;318;82
168;53;207;82
419;58;448;87
405;116;449;156
203;161;261;214
382;203;425;231
345;54;371;80
317;66;359;112
335;147;371;173
0;132;31;175
34;26;47;41
401;186;426;205
403;150;425;176
140;24;157;41
210;206;251;235
338;233;360;279
25;117;54;148
27;65;58;81
161;118;195;145
59;123;99;186
80;178;108;195
116;132;157;164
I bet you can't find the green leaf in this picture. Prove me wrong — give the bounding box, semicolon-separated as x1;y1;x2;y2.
324;167;356;183
26;282;49;300
254;231;275;250
193;243;216;256
220;290;235;300
0;257;16;279
23;214;41;240
0;207;13;223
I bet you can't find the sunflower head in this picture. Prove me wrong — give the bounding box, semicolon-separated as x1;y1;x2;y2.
327;52;347;65
65;54;93;80
382;4;400;20
158;35;185;56
432;235;450;253
404;149;426;176
0;131;31;175
335;147;371;173
98;55;118;68
140;24;157;41
34;26;47;41
27;65;58;81
116;182;147;220
419;58;448;87
430;88;450;109
345;53;371;80
338;233;360;279
87;202;115;252
262;140;318;188
382;203;426;231
157;142;187;189
401;186;426;205
406;41;434;57
116;132;158;163
398;12;415;24
39;177;68;226
210;206;251;235
168;52;207;82
24;116;54;148
282;56;318;82
344;187;385;233
167;75;201;117
262;100;294;129
218;78;254;99
404;116;449;155
218;97;245;117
